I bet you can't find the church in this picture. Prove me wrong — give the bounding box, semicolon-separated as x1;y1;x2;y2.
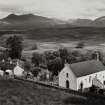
59;60;105;90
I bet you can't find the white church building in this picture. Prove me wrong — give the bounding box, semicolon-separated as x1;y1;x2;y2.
59;60;105;90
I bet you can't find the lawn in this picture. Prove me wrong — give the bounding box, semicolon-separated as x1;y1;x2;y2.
0;79;105;105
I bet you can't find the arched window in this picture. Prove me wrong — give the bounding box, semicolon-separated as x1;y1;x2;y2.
89;76;91;83
103;81;105;85
66;80;69;88
66;73;69;78
80;81;83;90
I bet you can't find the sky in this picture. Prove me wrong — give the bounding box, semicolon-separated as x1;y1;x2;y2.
0;0;105;20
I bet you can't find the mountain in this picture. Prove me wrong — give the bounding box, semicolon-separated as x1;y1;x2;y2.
68;19;93;26
0;14;67;29
2;14;54;24
92;16;105;27
68;17;105;27
1;14;105;30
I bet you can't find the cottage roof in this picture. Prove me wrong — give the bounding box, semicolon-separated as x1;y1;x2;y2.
69;60;105;77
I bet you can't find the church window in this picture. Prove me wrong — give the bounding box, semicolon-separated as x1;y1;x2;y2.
89;76;91;83
104;81;105;85
66;73;69;78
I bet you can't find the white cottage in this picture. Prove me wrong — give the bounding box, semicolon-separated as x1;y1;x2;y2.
0;70;4;76
13;62;24;77
59;60;105;90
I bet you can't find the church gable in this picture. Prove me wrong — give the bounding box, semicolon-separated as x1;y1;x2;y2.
59;60;105;90
59;64;77;90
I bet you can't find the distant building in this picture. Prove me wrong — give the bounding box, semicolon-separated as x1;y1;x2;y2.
5;69;13;76
59;60;105;90
0;69;4;76
13;61;24;77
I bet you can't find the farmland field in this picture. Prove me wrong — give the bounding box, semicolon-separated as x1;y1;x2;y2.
1;27;105;58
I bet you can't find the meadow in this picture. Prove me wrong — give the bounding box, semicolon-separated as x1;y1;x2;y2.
0;79;105;105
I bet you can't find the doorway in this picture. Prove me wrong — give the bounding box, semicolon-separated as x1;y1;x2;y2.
66;80;70;88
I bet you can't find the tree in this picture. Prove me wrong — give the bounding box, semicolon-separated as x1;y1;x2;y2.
47;57;64;76
24;60;32;72
31;67;41;77
98;89;104;95
92;51;103;61
59;48;68;63
31;43;38;50
67;54;77;64
32;53;44;66
6;35;23;59
44;51;56;61
89;85;97;93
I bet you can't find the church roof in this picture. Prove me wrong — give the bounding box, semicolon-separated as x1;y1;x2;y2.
70;60;105;77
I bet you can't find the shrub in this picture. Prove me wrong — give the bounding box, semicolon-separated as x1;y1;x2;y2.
76;42;85;48
31;43;38;50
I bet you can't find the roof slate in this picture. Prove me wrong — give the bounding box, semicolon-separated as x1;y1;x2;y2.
70;60;105;77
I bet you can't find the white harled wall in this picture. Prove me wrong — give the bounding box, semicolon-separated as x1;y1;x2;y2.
77;70;105;90
59;64;105;90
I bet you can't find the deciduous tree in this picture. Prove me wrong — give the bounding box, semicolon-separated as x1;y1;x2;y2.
6;35;23;59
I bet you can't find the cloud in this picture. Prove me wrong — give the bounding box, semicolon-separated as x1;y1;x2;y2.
0;5;22;14
0;0;105;19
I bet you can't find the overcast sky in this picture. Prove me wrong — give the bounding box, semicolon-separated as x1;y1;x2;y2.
0;0;105;20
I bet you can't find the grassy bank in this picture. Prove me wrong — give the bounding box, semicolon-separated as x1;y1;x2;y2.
0;79;105;105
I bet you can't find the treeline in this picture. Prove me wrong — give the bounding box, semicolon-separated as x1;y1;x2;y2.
30;47;104;76
0;35;105;78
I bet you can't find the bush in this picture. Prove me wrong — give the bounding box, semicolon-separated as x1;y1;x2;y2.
76;42;85;48
98;89;104;95
31;43;38;50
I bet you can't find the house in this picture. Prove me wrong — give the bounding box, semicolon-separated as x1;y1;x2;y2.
59;60;105;90
0;69;4;76
13;61;24;77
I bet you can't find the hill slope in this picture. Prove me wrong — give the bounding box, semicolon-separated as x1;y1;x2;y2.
0;79;105;105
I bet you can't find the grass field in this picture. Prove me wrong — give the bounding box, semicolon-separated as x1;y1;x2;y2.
1;27;105;59
0;79;105;105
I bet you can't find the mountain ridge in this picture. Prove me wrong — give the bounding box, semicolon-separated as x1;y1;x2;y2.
0;13;68;29
1;13;105;30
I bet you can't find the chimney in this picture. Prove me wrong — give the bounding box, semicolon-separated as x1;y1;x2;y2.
96;51;100;61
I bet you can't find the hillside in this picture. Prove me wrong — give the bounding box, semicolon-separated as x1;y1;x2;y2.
0;79;105;105
0;27;105;47
25;27;105;44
